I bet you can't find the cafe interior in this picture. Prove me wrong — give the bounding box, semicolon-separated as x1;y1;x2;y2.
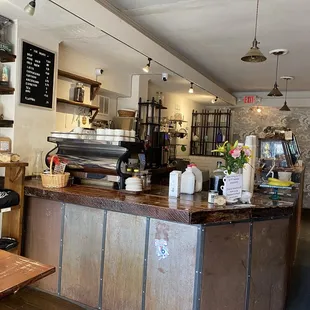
0;0;309;309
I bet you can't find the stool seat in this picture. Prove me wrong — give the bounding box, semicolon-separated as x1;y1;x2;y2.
0;189;19;209
0;237;18;251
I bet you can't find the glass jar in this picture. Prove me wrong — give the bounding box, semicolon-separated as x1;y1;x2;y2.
74;82;85;103
32;150;44;180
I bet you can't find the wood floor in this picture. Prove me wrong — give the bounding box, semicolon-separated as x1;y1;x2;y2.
0;288;85;310
286;210;310;309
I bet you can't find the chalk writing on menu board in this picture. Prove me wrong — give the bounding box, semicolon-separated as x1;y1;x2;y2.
20;41;55;109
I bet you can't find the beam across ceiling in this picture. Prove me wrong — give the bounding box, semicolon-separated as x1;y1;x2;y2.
50;0;236;105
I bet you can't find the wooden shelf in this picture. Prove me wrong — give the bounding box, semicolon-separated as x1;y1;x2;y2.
56;98;99;123
0;86;15;95
0;51;16;63
0;120;14;128
58;70;101;101
0;162;28;168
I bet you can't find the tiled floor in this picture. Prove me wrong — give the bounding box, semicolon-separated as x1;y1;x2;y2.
0;288;85;310
286;210;310;309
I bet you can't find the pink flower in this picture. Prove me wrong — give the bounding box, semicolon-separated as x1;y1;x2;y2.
230;148;241;159
244;148;251;156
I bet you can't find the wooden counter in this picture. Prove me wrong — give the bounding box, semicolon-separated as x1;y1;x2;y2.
22;180;300;310
24;180;295;224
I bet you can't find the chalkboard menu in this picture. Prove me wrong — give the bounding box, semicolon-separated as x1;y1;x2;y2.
20;41;55;109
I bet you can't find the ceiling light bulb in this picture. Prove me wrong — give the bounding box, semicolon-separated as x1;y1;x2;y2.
143;58;152;73
24;0;36;16
256;107;262;113
188;82;194;94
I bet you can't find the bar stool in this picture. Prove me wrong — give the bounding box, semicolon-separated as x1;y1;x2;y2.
0;189;20;251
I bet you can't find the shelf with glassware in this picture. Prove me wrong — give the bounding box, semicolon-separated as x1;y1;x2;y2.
136;97;168;168
190;109;232;156
161;116;188;160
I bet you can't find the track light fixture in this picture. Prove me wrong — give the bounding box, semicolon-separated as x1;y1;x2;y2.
256;106;262;113
143;58;152;73
211;96;218;104
24;0;36;16
268;49;288;97
241;0;266;63
279;76;294;111
188;82;194;94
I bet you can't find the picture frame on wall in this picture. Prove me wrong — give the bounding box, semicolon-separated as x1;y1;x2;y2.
20;41;55;109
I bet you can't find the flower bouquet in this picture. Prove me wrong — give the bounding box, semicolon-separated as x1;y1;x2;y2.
212;141;251;175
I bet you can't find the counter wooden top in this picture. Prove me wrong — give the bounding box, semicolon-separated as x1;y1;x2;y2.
24;180;296;225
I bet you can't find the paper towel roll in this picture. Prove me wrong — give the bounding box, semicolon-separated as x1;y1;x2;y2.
242;135;257;193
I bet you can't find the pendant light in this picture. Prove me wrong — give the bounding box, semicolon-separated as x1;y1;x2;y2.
188;82;194;94
241;0;266;63
279;76;293;111
24;0;36;16
267;49;288;97
143;58;152;73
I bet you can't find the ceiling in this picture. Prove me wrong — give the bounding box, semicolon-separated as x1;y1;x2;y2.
2;0;217;104
98;0;310;92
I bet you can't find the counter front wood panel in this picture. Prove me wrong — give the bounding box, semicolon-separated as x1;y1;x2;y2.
201;223;249;310
102;212;146;310
61;204;104;308
249;219;289;310
146;220;197;310
24;198;62;293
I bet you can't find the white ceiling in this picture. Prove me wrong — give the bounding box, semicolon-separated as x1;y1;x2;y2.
99;0;310;92
2;0;217;104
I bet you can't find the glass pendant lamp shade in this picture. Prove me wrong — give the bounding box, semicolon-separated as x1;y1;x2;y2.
241;39;267;63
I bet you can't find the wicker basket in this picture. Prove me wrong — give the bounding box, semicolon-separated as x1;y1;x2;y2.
41;155;70;188
118;109;136;117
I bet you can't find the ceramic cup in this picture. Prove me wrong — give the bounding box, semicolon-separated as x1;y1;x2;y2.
278;171;292;181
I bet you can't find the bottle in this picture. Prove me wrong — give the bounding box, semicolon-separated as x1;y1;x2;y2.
180;165;195;195
32;150;44;180
216;129;223;143
210;161;225;195
169;170;182;197
190;164;203;192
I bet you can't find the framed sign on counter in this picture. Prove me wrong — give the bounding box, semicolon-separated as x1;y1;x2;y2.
20;41;55;109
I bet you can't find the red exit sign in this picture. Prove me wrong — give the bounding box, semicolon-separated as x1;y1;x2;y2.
243;96;256;104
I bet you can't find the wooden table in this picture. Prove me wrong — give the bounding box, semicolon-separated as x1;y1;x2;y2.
0;250;55;299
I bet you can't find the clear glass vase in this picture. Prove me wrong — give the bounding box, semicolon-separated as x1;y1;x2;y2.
32;150;44;179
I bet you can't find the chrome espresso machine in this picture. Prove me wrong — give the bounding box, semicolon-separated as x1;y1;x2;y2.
46;135;144;190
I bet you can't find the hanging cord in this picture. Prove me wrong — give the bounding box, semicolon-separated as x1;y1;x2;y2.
284;79;288;101
275;54;280;84
254;0;260;40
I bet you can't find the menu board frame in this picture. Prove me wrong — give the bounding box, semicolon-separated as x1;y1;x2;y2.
20;40;55;109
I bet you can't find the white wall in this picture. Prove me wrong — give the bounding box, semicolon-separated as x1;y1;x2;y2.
57;45;132;131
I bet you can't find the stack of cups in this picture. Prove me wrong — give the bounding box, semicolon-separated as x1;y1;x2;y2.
242;135;257;193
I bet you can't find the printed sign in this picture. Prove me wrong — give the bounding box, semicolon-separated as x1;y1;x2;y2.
243;96;256;104
223;174;242;200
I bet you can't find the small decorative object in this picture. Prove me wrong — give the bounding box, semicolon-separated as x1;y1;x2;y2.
74;82;85;103
213;141;252;202
181;145;186;152
155;239;169;260
0;16;13;53
41;155;70;188
192;134;199;142
214;195;226;206
240;190;253;204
